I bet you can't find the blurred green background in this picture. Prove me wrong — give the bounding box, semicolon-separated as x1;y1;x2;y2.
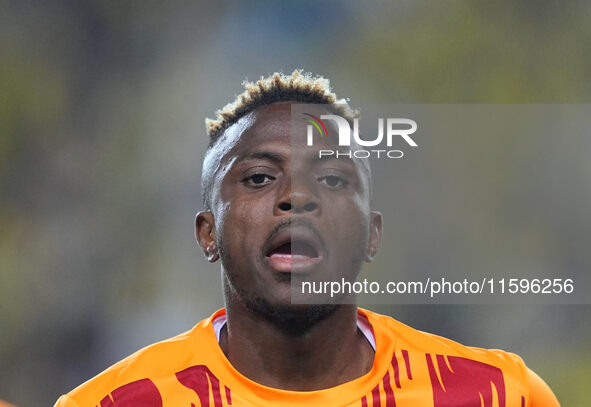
0;1;589;405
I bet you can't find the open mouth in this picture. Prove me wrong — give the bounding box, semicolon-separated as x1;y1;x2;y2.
266;241;320;260
263;227;324;272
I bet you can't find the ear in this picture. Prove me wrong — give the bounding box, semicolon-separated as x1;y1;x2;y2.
365;211;383;263
195;211;219;263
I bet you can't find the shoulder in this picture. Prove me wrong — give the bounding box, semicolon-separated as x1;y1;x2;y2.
360;308;560;406
55;311;221;406
525;368;561;407
363;308;528;366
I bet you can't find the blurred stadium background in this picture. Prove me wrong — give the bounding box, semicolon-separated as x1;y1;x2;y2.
1;1;590;405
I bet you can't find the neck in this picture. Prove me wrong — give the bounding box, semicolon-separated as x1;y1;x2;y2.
220;298;374;391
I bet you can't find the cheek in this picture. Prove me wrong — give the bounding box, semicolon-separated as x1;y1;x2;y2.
217;200;270;252
329;200;371;250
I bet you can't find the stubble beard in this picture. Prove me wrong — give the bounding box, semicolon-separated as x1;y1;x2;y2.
217;235;339;336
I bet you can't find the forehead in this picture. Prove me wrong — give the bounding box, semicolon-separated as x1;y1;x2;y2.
224;102;304;151
216;102;344;160
202;102;371;196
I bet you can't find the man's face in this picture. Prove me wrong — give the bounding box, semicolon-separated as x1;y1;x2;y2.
197;102;381;313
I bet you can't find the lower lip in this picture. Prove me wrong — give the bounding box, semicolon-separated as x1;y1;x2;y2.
265;253;322;272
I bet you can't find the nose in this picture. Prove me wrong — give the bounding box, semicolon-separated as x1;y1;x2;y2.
276;179;320;215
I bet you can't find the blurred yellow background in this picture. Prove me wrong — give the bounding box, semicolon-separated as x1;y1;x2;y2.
1;1;589;405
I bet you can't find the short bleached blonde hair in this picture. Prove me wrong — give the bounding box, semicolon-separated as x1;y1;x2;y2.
205;69;356;146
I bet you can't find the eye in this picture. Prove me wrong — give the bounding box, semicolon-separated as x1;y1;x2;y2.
318;175;348;188
242;173;275;187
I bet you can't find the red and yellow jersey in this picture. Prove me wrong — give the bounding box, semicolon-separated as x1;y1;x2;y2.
55;308;559;407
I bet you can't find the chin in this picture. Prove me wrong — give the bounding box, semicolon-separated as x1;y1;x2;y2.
242;294;339;336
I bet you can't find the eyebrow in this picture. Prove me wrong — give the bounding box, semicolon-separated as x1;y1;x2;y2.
236;149;362;172
314;153;351;162
236;151;285;164
311;149;356;166
311;149;371;178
